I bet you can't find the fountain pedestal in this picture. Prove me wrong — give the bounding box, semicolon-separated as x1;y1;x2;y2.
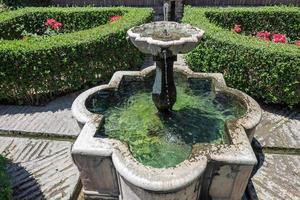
152;52;177;112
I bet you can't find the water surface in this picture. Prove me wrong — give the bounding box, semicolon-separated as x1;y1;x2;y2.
88;78;245;168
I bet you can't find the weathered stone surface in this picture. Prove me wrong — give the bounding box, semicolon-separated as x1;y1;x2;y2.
250;153;300;200
255;104;300;149
0;136;80;200
0;93;81;138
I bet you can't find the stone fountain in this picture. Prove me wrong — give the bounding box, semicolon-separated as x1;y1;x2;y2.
71;21;261;200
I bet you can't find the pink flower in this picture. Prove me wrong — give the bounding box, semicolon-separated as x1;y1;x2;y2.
110;16;122;23
295;41;300;46
256;31;271;38
272;34;287;44
45;18;56;26
232;25;242;33
45;18;63;30
52;22;63;30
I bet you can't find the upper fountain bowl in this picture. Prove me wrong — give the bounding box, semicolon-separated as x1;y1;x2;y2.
127;21;204;56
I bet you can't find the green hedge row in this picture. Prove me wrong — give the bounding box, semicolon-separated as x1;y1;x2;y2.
0;8;123;40
0;7;153;105
183;6;300;106
0;156;11;200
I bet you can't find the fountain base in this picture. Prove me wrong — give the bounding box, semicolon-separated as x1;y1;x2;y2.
71;65;261;200
152;52;177;112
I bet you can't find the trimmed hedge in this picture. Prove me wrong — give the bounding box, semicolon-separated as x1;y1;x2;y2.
0;8;123;40
0;7;153;105
183;6;300;106
0;156;11;200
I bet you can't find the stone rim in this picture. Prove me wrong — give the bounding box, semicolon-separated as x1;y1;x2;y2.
71;65;261;192
127;21;205;55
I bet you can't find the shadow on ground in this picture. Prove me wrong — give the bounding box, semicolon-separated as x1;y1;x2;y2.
0;92;80;115
6;161;45;200
242;138;265;200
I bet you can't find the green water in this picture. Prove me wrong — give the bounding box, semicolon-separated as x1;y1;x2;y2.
90;81;245;168
142;30;191;41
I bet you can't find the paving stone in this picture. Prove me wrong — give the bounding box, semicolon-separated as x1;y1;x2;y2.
0;136;80;200
249;153;300;200
0;93;81;138
255;104;300;149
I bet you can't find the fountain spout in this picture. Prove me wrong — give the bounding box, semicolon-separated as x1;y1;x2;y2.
163;2;169;21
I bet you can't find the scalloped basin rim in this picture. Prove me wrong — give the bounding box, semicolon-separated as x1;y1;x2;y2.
71;65;261;192
127;21;205;55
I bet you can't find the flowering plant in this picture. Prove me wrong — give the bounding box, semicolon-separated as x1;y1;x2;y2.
256;31;271;41
272;33;287;44
232;24;241;33
110;16;122;23
45;18;63;30
231;25;299;46
44;18;63;35
21;18;63;39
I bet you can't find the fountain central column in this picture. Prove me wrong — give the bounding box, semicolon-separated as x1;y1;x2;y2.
152;50;177;112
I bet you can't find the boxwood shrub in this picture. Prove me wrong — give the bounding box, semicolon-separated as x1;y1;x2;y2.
0;7;153;105
0;156;11;200
183;6;300;106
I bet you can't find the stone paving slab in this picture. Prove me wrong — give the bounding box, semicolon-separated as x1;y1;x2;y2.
0;136;80;200
255;104;300;149
249;153;300;200
0;93;81;138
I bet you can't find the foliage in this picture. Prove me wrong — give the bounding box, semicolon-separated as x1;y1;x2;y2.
0;156;12;200
183;6;300;106
21;18;63;38
0;7;153;105
232;24;298;44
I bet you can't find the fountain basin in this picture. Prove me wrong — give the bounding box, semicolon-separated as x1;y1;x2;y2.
127;21;204;56
71;65;261;200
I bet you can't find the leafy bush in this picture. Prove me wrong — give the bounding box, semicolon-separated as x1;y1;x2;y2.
0;7;153;105
0;8;123;40
183;6;300;106
0;156;12;200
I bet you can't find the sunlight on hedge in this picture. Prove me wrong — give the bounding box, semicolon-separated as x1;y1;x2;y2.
183;6;300;106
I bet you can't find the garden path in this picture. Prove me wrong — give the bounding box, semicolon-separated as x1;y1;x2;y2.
0;55;299;199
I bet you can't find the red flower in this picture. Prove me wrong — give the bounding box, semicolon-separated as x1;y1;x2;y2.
110;16;122;23
232;25;242;33
52;22;63;30
45;18;63;30
272;34;287;44
256;31;271;38
295;41;300;46
45;18;56;26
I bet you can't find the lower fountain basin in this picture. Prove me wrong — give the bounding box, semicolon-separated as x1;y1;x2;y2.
71;65;261;200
